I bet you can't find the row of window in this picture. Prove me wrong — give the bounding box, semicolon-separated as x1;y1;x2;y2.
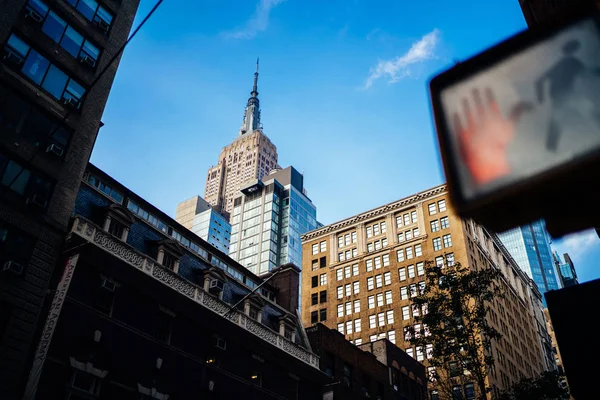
311;256;327;270
369;330;396;344
401;303;428;320
430;216;450;232
400;282;425;300
432;234;452;251
396;210;417;228
405;344;433;362
336;282;360;298
311;273;327;288
65;0;114;35
311;240;326;255
367;291;393;308
338;248;358;262
27;0;101;66
337;319;362;335
337;300;360;317
337;231;357;248
398;262;425;281
435;253;455;267
368;310;395;329
366;272;391;290
0;83;72;156
4;34;86;107
310;308;327;324
428;199;447;215
0;152;53;209
396;243;422;262
366;221;386;238
365;254;390;271
336;264;359;280
397;227;419;243
311;290;327;306
403;324;431;341
366;237;387;252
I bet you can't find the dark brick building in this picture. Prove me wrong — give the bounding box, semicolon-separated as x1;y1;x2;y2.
25;163;326;399
307;323;427;400
0;0;140;398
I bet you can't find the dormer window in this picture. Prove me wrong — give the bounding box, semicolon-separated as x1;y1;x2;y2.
244;294;265;323
154;239;184;274
102;204;135;242
203;267;228;301
279;314;297;342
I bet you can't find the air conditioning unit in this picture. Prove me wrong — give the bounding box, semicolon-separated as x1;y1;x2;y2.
213;336;226;350
4;50;24;66
62;97;80;109
3;260;24;276
24;8;44;23
101;277;116;292
92;18;110;34
46;143;64;157
209;279;224;294
26;194;48;209
79;54;96;68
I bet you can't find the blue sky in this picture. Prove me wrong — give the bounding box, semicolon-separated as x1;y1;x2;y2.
90;0;600;284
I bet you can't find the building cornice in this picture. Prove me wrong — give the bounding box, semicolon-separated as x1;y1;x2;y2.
301;184;447;241
69;217;319;369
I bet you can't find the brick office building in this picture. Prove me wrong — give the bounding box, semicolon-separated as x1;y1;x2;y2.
301;185;553;398
25;163;326;399
0;0;139;397
307;323;426;400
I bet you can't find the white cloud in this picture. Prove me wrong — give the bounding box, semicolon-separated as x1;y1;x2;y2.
224;0;286;40
554;229;599;260
365;28;440;89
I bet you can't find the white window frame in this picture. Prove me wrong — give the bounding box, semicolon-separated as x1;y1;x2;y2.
375;275;383;288
400;286;408;300
367;277;374;291
368;295;375;309
399;268;406;281
312;244;318;255
385;290;392;304
402;306;410;320
384;272;391;286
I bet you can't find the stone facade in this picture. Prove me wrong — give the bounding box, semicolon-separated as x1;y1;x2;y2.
301;185;552;398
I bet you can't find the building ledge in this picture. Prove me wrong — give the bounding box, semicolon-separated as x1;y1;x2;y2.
68;216;320;369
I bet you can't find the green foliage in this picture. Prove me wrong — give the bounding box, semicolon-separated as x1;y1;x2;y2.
408;261;503;399
497;370;570;400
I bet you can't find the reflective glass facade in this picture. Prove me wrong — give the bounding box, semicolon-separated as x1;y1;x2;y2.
498;220;562;306
175;196;231;253
229;167;317;275
553;251;579;288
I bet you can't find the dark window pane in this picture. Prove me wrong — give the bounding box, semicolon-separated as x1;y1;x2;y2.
21;108;52;140
41;11;66;43
7;34;30;58
28;0;49;17
65;0;76;5
0;92;30;132
61;26;83;57
95;6;112;24
28;175;52;199
76;0;97;20
1;161;30;195
81;40;100;60
51;126;71;146
64;79;85;101
41;65;68;99
22;50;49;85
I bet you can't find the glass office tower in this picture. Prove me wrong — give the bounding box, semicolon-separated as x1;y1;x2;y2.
229;166;317;275
175;196;231;253
498;220;562;305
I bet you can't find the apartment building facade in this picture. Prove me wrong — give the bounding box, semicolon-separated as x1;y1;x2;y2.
301;185;551;398
0;0;139;397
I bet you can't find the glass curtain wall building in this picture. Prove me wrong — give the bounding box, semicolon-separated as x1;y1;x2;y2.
229;166;317;275
498;220;562;306
553;252;579;288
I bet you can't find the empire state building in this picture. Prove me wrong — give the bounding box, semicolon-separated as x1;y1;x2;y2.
204;60;280;220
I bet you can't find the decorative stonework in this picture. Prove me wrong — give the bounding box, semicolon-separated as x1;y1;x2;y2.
302;184;447;240
94;231;144;268
71;217;319;369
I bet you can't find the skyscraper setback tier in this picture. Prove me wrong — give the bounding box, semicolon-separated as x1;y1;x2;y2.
301;185;555;398
0;0;140;398
497;221;562;306
204;60;280;219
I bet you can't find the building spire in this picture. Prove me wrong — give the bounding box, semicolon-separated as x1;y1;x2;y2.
239;58;262;136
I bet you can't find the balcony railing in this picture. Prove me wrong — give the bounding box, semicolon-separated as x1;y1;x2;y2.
69;216;320;369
